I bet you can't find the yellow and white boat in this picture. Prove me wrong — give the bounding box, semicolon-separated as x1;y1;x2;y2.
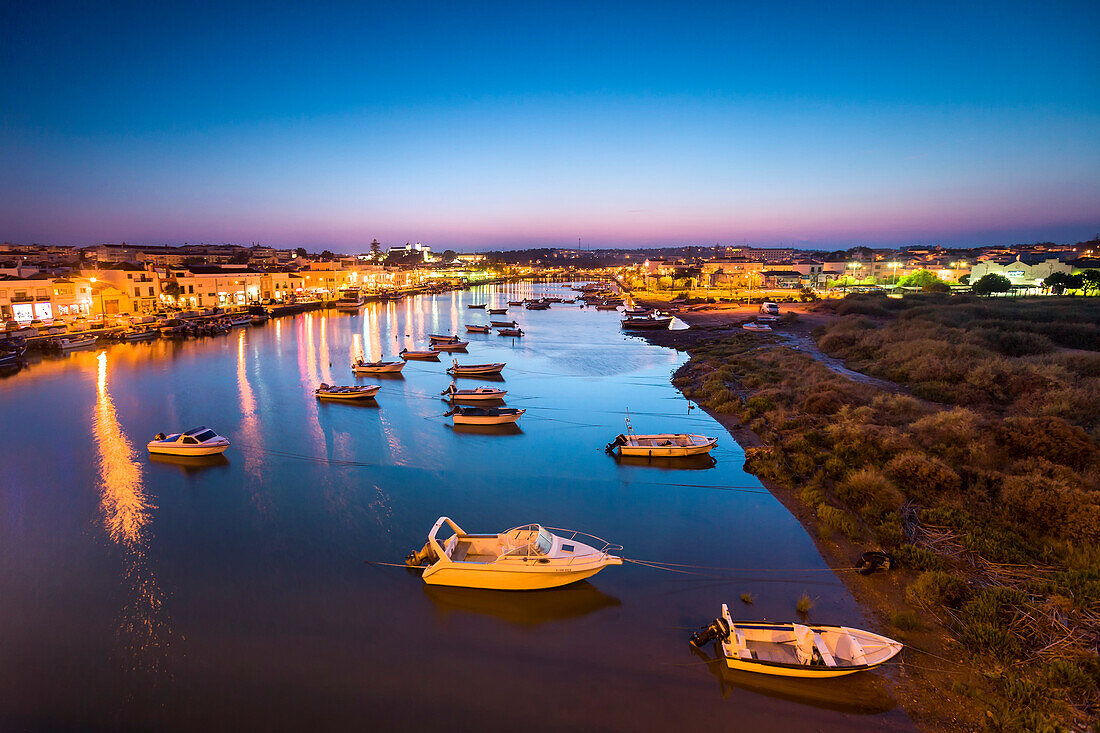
690;604;903;678
406;517;622;590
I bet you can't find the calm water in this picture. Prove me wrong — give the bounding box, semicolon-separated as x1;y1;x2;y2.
0;283;911;731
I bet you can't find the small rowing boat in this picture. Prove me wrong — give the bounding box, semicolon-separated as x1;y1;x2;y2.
488;308;508;314
620;316;672;329
316;383;380;400
690;605;903;679
465;324;491;333
445;405;525;425
447;360;505;376
742;322;772;331
441;384;507;401
401;348;441;361
497;327;523;337
467;303;487;309
429;333;460;343
490;320;517;328
352;357;405;374
507;300;524;306
57;335;98;350
430;339;470;352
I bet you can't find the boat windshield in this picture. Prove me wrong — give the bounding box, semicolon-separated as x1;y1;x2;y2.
534;528;553;555
193;430;218;442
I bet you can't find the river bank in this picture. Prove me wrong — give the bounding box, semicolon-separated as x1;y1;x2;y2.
633;296;1100;731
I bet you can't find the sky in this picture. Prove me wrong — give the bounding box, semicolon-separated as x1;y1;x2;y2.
1;0;1098;252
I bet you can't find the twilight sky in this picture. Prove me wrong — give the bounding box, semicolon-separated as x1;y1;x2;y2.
1;1;1098;251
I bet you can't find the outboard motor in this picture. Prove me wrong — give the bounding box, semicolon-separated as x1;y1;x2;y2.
405;542;437;567
154;433;166;441
604;434;627;454
689;616;731;648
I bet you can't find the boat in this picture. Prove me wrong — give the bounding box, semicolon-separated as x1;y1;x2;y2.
352;357;406;374
497;327;524;337
429;337;470;351
428;333;460;343
465;324;491;333
689;604;903;678
606;431;717;458
334;287;367;310
124;328;159;341
467;303;487;309
251;313;270;325
490;320;517;328
562;299;576;304
743;322;772;332
620;316;673;330
507;300;524;306
445;405;525;425
596;303;620;311
488;308;508;314
315;383;381;400
441;384;507;401
623;308;651;317
147;426;231;456
406;517;622;590
400;348;441;361
229;314;252;326
56;335;98;350
525;302;550;310
447;360;505;376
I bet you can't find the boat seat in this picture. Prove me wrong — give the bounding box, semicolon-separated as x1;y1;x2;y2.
451;542;470;562
813;634;838;667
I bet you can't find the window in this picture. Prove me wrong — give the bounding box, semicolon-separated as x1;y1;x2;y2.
148;287;154;296
181;436;199;445
193;430;217;442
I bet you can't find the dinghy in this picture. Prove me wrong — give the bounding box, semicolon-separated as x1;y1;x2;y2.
352;357;405;374
57;335;98;350
488;308;508;314
147;426;231;456
595;303;620;311
447;360;505;376
605;419;717;457
315;383;380;400
430;339;470;352
742;322;772;331
444;405;524;425
400;348;441;361
621;316;673;330
467;303;487;309
525;302;550;310
465;324;491;333
507;300;524;306
428;333;460;343
497;327;524;337
406;517;622;590
441;384;507;401
490;320;517;328
690;604;903;678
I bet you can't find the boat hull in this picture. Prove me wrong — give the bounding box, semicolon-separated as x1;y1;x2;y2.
423;560;618;590
450;411;523;425
317;387;380;399
722;658;869;678
353;362;405;373
147;442;229;456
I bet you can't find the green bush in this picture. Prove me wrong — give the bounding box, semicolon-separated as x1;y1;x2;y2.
906;571;970;609
884;451;961;500
817;503;858;538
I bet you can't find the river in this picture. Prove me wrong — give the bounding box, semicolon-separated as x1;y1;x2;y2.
0;282;911;731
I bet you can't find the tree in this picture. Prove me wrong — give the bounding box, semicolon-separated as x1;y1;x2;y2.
1081;269;1100;295
369;239;381;257
971;273;1012;296
898;269;947;290
295;247;308;258
163;281;180;300
923;280;950;293
320;250;335;261
442;250;456;263
1043;272;1070;294
959;274;971;285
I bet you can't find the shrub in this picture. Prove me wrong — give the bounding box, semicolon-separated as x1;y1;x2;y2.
906;571;970;609
796;593;813;615
817;503;858;538
895;544;944;571
993;416;1098;470
890;611;924;631
836;466;903;521
884;451;961;500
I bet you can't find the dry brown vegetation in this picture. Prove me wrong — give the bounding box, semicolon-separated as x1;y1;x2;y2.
674;294;1100;730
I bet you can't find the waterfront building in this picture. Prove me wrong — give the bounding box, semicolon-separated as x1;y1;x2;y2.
970;256;1072;289
0;273;96;322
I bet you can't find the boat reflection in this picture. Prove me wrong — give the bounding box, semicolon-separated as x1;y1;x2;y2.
448;423;523;436
148;452;231;474
423;581;621;627
689;646;897;715
613;453;718;471
450;373;506;382
317;398;380;410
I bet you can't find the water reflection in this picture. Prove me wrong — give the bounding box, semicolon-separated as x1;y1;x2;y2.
613;454;719;471
92;351;172;698
148;453;231;474
424;582;621;627
689;646;897;714
448;423;524;436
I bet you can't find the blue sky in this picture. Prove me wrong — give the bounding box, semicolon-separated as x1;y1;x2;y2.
1;1;1098;250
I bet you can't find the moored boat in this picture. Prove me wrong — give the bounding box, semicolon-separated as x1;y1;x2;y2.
606;431;717;457
689;604;903;679
400;348;441;361
488;308;508;314
352;357;406;374
467;303;487;309
465;324;491;333
497;327;524;337
441;384;507;401
315;382;380;400
147;426;231;456
447;360;505;376
490;320;517;328
429;338;470;352
507;300;524;306
334;287;367;310
428;333;460;343
445;405;524;424
620;316;673;330
124;327;159;341
525;301;550;310
743;322;772;331
406;517;622;590
56;335;98;350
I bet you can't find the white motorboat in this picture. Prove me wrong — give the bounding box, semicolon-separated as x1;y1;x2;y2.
400;348;441;361
465;324;491;333
406;517;623;590
447;360;505;376
334;287;367;310
445;405;524;424
315;383;380;400
606;419;717;457
743;322;772;331
229;314;252;327
690;604;903;679
497;327;524;337
57;335;98;350
352;357;406;374
441;384;507;401
147;426;231;456
430;339;470;352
